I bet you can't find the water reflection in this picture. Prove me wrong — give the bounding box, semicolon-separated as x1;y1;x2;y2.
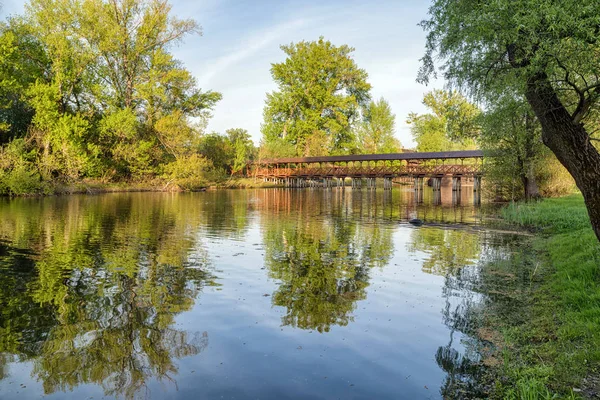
407;229;481;275
0;189;527;399
432;233;541;399
0;194;221;397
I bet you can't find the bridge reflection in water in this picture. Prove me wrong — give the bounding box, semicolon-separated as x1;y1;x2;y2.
250;150;484;204
256;185;481;226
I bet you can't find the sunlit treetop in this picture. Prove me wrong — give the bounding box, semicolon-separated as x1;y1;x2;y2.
262;37;371;156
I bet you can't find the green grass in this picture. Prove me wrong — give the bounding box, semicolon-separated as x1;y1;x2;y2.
501;195;593;233
494;195;600;399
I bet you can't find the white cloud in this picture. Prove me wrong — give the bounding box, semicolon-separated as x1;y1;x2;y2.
195;18;308;89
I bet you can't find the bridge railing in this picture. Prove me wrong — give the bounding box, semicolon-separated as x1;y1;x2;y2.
252;164;482;178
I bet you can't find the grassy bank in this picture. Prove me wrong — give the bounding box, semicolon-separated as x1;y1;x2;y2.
491;195;600;399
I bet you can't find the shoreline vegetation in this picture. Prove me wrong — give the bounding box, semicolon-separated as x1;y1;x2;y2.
483;194;599;399
1;177;422;196
0;177;285;197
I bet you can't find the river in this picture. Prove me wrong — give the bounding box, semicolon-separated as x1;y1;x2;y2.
0;187;535;399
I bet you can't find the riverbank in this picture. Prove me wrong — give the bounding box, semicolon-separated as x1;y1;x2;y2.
0;177;284;197
487;195;599;399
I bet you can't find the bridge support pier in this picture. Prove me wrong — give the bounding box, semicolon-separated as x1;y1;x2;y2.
414;187;424;204
383;177;392;190
414;176;424;192
452;176;462;191
452;189;461;206
366;177;376;189
431;176;443;191
473;175;482;205
322;177;334;188
433;189;442;205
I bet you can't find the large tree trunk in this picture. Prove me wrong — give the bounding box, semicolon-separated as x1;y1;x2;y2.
517;156;540;201
525;73;600;241
521;166;540;201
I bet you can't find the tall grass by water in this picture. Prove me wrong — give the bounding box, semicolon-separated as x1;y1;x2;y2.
497;195;600;399
502;195;593;233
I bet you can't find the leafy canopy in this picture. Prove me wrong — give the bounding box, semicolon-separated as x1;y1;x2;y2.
407;90;480;152
419;0;600;130
356;97;401;154
262;37;371;156
4;0;224;184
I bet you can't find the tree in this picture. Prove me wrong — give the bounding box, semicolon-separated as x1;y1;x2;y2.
257;138;296;161
261;37;371;156
407;90;479;152
356;97;401;153
480;94;543;200
197;132;233;174
19;0;221;182
419;0;600;241
0;18;48;143
226;128;256;174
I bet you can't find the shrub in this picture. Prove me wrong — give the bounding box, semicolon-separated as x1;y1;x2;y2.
162;153;218;190
1;165;45;195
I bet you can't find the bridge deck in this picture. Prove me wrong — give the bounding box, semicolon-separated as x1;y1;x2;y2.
251;150;484;179
254;150;484;164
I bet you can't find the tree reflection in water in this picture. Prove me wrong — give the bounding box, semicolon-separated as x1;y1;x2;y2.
259;189;395;332
409;228;541;399
0;194;223;398
0;189;520;399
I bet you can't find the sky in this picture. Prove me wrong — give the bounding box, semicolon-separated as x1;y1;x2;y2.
0;0;442;147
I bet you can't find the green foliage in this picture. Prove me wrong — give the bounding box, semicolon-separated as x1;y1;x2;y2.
227;128;256;174
480;91;575;201
419;0;600;240
0;18;48;142
261;37;371;156
198;132;233;174
2;165;44;195
197;129;256;176
504;377;560;400
356;97;401;154
162;153;215;190
502;195;592;234
257;138;297;160
480;94;542;200
0;0;224;195
418;0;600;106
407;90;479;152
0;138;46;195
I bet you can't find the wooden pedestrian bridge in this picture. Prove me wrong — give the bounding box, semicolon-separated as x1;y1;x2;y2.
249;150;484;192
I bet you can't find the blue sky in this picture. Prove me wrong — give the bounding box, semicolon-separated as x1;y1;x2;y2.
1;0;442;147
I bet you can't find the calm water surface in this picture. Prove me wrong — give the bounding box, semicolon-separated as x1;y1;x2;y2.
0;188;531;399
